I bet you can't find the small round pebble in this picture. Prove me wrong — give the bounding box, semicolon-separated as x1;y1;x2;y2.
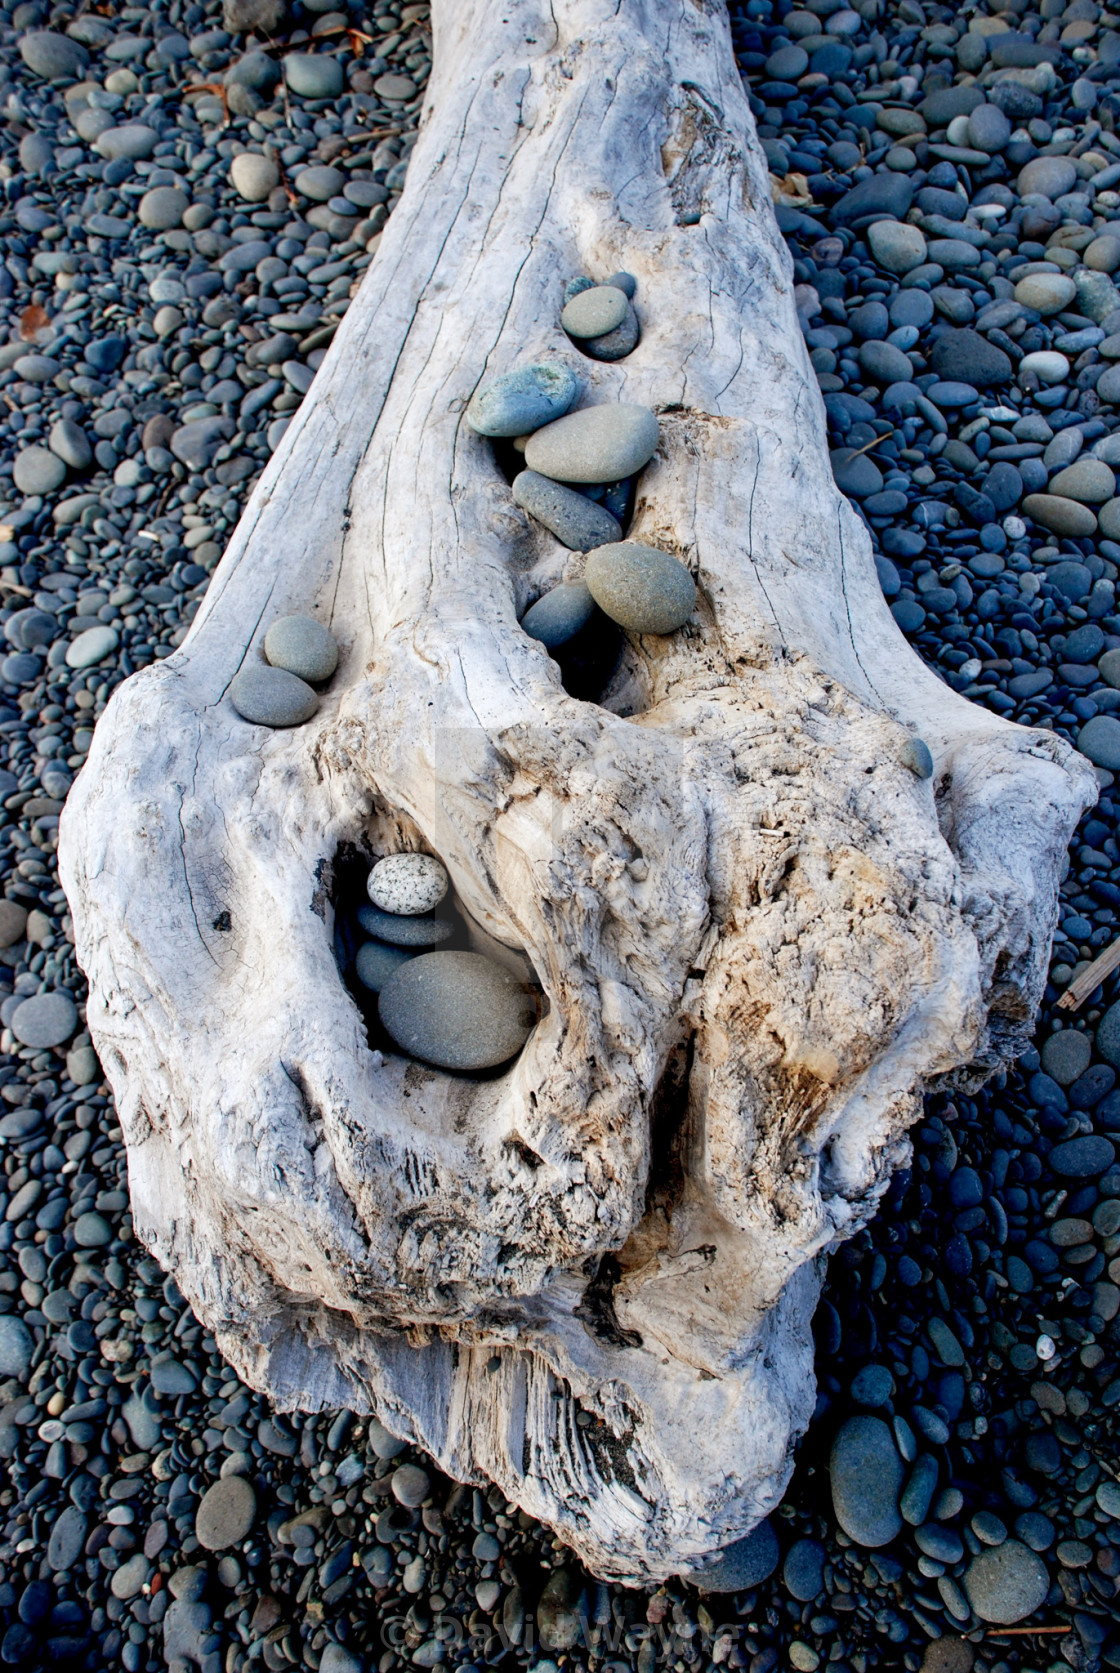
66;626;119;670
900;737;934;779
196;1476;257;1551
391;1464;430;1507
521;581;596;649
10;991;77;1049
230;665;319;727
355;940;414;993
963;1539;1048;1625
368;853;449;915
466;363;578;438
284;54;344;98
524;403;659;484
584;542;696;635
138;186;189;230
230;151;280;202
264;616;338;683
561;284;631;339
13;445;66;495
378;950;536;1071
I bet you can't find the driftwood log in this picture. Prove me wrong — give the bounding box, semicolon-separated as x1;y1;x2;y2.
59;0;1095;1585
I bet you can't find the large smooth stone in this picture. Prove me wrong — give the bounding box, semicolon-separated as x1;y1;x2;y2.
66;626;118;670
10;991;77;1049
524;403;659;484
685;1519;779;1592
521;582;596;649
1014;273;1077;316
830;1415;904;1546
196;1476;257;1551
963;1540;1049;1624
378;951;536;1071
561;284;630;339
264;615;338;682
466;363;578;438
20;30;89;79
512;471;621;551
356;940;414;993
368;853;449;915
357;904;454;946
284;54;344;98
584;542;696;634
1022;493;1097;537
1049;458;1116;504
229;665;319;726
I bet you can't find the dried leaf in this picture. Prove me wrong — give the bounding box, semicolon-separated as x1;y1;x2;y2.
18;303;48;342
769;170;813;208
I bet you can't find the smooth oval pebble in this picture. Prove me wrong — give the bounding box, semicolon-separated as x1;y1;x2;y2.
10;991;77;1049
901;737;934;778
368;853;449;915
561;284;630;339
0;1314;32;1379
391;1464;431;1507
230;151;280;202
355;940;414;993
1019;350;1069;385
830;1415;904;1547
466;363;578;438
357;903;454;946
230;665;319;727
378;950;536;1071
524;403;659;484
66;625;119;670
584;542;696;634
963;1540;1049;1624
521;582;596;649
264;615;338;682
196;1475;257;1551
512;470;621;551
582;302;641;362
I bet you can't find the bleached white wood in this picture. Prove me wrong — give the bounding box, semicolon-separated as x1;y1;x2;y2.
59;0;1094;1584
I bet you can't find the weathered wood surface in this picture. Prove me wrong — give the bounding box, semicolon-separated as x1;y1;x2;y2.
59;0;1095;1584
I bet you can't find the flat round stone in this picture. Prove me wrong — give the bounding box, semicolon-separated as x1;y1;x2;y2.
295;164;344;203
65;625;119;670
374;72;417;102
585;542;696;634
1078;713;1120;769
20;30;89;79
1014;273;1077;316
561;284;630;339
196;1476;257;1551
583;302;641;362
512;471;621;551
1022;493;1097;538
368;853;449;915
1019;350;1069;385
230;665;319;727
13;445;66;495
1049;458;1116;504
378;951;536;1071
466;363;578;438
264;615;338;682
357;904;454;946
138;186;189;230
355;940;414;993
10;990;78;1049
284;54;344;98
963;1540;1048;1625
521;581;596;649
687;1520;780;1592
230;152;280;202
524;403;659;484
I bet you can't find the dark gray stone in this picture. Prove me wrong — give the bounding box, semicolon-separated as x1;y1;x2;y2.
512;471;622;551
830;1415;904;1546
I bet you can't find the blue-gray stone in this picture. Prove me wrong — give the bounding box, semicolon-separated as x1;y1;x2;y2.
47;1508;86;1572
901;738;934;779
604;271;637;298
20;30;89;79
0;1316;32;1379
850;1364;893;1406
783;1538;825;1602
582;302;640;362
900;1455;939;1526
524;403;659;484
355;941;414;993
151;1359;197;1396
561;285;629;339
916;1523;964;1563
964;1540;1049;1625
513;471;621;551
687;1519;779;1592
264;616;338;683
10;991;77;1049
1048;1135;1115;1177
521;582;596;649
284;54;344;98
378;951;536;1071
585;543;695;634
830;1416;903;1546
357;905;454;947
466;364;578;438
230;665;318;727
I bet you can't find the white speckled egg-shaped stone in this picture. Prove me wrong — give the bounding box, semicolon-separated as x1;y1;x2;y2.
368;853;449;915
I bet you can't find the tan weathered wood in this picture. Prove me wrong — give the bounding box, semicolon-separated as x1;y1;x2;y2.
59;0;1095;1584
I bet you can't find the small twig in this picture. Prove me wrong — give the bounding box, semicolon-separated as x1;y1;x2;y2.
1056;931;1120;1009
848;435;886;459
986;1626;1071;1638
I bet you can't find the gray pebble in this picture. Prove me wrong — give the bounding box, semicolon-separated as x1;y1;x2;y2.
521;581;596;649
230;151;280;202
963;1540;1049;1625
284;54;345;99
561;284;630;339
296;164;344;203
687;1519;779;1591
585;542;695;634
357;903;454;947
830;1415;904;1546
581;300;640;361
1078;713;1120;770
524;403;659;483
378;950;536;1071
13;446;66;495
65;625;119;670
391;1463;430;1507
196;1475;257;1550
19;30;89;79
466;363;578;438
355;940;414;993
512;470;621;551
46;1506;86;1571
1040;1029;1092;1085
95;123;159;162
0;1315;32;1379
139;186;189;230
49;418;91;470
264;615;338;682
9;990;77;1048
229;665;319;727
901;737;934;779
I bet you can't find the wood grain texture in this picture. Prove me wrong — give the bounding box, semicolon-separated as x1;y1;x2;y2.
58;0;1095;1584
